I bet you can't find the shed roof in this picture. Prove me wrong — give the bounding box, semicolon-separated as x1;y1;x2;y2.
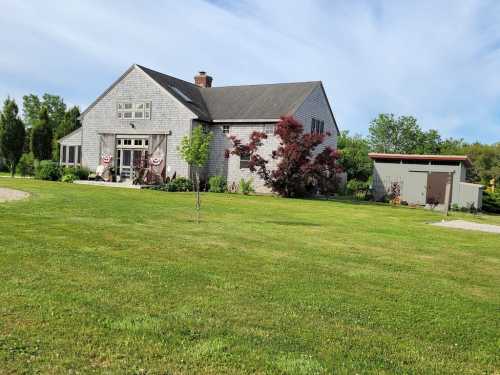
368;153;473;168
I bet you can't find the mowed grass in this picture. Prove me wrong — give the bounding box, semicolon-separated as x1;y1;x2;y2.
0;179;498;374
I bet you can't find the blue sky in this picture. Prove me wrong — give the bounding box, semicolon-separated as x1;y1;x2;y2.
1;0;499;143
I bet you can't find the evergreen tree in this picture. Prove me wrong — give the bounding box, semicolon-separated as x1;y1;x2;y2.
0;98;26;176
31;107;53;160
55;106;81;140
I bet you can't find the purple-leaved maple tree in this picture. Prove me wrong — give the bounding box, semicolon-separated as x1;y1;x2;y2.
227;116;342;197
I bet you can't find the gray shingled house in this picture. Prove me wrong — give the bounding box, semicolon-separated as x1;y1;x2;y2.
59;64;339;192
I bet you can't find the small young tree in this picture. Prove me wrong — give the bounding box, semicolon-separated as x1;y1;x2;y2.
0;98;26;176
31;107;53;161
229;116;342;197
179;126;213;215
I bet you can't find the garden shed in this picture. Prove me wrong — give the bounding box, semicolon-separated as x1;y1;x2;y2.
369;153;483;210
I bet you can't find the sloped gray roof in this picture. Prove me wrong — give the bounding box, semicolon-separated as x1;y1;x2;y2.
199;81;320;120
137;65;211;120
138;65;324;122
83;64;337;132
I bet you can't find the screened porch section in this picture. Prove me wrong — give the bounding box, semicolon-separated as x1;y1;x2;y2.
61;145;82;167
58;127;83;167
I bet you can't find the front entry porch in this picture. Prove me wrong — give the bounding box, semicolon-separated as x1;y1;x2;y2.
98;133;167;185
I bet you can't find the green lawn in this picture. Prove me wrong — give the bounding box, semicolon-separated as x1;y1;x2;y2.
0;179;498;374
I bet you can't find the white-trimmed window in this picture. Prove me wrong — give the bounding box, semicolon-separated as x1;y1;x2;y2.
60;145;81;166
222;125;230;134
117;102;151;120
116;136;150;149
263;124;275;135
240;153;250;169
311;118;325;134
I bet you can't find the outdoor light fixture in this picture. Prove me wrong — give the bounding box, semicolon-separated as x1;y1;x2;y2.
130;122;135;128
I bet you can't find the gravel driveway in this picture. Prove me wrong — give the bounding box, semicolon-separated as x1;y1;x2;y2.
0;187;30;202
431;219;500;234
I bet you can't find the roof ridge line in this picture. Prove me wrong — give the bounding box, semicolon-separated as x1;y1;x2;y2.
136;64;201;89
206;81;321;89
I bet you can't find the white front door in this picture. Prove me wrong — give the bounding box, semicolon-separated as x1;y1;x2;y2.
116;137;149;181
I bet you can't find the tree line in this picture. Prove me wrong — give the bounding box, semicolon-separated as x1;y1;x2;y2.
338;113;500;188
0;94;81;176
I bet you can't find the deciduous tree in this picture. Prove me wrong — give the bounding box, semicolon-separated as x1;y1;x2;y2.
179;126;213;216
337;130;371;181
229;116;342;198
23;93;66;130
369;114;441;154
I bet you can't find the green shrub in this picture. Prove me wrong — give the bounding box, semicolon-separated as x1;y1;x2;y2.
208;175;227;193
482;191;500;213
147;178;193;192
35;160;62;181
16;153;35;176
64;165;90;180
239;178;254;195
346;179;369;195
346;179;370;200
61;174;76;183
152;177;194;192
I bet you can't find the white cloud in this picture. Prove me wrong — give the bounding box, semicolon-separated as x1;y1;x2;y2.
0;0;498;142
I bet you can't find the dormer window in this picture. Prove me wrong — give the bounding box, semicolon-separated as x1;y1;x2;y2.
117;102;151;120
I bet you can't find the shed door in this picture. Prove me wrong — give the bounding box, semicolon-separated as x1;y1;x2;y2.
426;172;449;204
406;172;427;205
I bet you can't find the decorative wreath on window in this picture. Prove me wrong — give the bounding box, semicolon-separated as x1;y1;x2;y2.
150;157;162;166
101;154;112;164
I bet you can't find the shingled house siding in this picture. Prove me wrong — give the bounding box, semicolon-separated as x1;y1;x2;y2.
60;128;82;146
293;85;338;151
81;66;195;177
207;87;337;193
207;124;278;193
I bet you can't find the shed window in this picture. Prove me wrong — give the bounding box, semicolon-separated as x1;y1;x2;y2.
240;153;250;169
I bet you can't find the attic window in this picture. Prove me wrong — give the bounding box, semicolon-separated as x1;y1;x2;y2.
169;86;193;103
117;102;151;120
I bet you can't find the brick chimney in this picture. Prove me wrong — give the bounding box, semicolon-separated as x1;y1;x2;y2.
194;71;213;88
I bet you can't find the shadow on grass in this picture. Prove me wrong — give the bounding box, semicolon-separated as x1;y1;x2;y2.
265;220;322;227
